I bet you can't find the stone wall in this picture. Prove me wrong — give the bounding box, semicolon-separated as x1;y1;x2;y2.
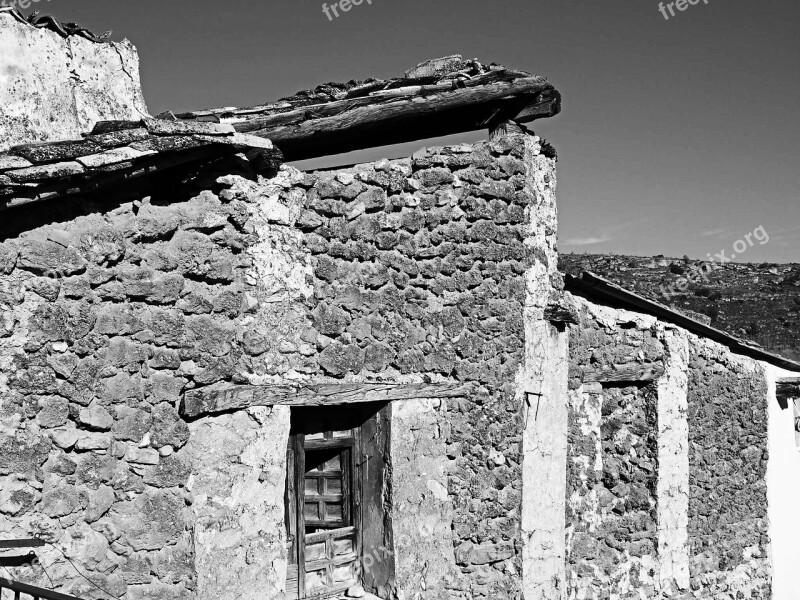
0;132;559;599
0;156;311;599
0;13;148;151
566;301;663;599
565;294;773;600
297;134;558;600
687;337;770;598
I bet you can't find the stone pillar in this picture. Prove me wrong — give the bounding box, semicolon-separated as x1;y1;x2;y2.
516;132;567;600
521;325;569;600
656;326;691;594
0;13;148;151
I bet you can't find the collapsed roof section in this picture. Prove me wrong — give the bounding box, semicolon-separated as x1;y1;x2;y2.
170;55;562;161
0;56;560;212
0;119;281;212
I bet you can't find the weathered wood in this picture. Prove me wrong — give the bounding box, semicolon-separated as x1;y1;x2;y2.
181;382;472;418
218;71;559;161
776;379;800;410
581;362;666;384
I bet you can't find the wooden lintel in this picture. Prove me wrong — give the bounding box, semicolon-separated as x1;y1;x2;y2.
776;378;800;410
581;362;666;385
181;382;474;418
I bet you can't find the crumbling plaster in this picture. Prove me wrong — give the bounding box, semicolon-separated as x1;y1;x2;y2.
0;13;148;152
390;398;459;600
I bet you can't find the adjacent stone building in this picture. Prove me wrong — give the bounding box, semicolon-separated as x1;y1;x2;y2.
1;10;799;600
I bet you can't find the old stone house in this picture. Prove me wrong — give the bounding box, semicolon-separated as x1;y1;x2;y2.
1;10;799;600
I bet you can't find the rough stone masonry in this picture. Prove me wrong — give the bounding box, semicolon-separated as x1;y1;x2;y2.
0;131;560;600
0;9;793;600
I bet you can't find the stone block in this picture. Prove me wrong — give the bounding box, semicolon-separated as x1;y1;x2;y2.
103;372;145;405
85;484;115;522
101;337;147;369
126;447;160;466
76;432;111;451
0;242;18;274
364;343;396;373
16;238;87;276
0;479;38;516
313;304;350;337
36;397;70;428
51;426;79;450
143;456;191;489
112;407;152;443
150;403;190;449
44;451;78;477
78;226;127;265
111;491;185;551
42;485;81;518
79;403;114;431
75;453;116;489
318;342;365;376
149;373;185;403
186;316;235;357
62;522;110;571
0;435;51;475
149;348;182;370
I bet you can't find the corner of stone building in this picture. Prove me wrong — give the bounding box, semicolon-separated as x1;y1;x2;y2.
0;13;149;151
514;132;569;600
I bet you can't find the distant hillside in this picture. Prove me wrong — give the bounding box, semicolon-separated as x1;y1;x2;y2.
560;253;800;362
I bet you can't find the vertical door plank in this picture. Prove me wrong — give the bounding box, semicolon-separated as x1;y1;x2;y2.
295;433;307;599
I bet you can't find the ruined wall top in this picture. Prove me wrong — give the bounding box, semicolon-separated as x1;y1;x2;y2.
0;12;149;152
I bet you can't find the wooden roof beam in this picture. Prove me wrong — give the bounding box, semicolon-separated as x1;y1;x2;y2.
174;57;562;162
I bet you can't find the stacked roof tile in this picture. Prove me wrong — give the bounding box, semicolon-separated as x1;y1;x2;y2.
169;55;541;127
0;118;281;212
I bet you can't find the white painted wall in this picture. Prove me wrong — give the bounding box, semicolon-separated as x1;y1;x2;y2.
764;364;800;600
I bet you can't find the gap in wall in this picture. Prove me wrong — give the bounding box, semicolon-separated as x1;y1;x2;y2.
289;131;487;172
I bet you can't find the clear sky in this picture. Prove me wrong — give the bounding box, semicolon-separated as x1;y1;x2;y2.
40;0;800;263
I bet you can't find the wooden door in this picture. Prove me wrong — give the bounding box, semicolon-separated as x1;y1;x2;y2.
287;411;362;599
